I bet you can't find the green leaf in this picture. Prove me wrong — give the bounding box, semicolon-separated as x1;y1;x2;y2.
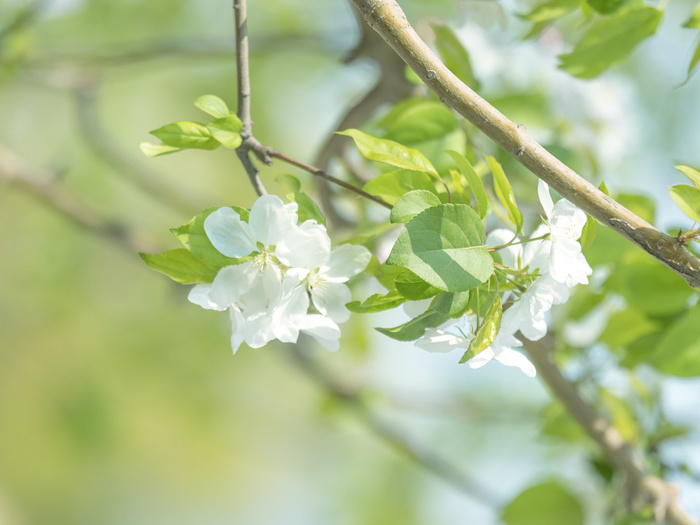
376;309;451;341
276;173;302;192
599;180;610;196
599;388;639;442
338;129;440;178
171;207;250;267
139;142;182;158
684;1;700;28
139;249;220;284
685;40;700;82
580;214;597;251
649;307;700;377
150;121;220;150
394;270;442;300
519;0;580;24
606;254;693;317
287;192;326;226
206;114;243;149
501;481;584;525
459;299;501;363
431;291;471;318
616;193;655;223
558;7;662;79
386;204;494;292
379;98;459;144
346;289;406;313
486;156;523;232
675;165;700;189
670;184;700;223
540;402;587;441
194;94;230;118
586;0;629;15
431;23;480;89
391;190;442;224
600;309;660;350
363;169;439;206
446;150;488;219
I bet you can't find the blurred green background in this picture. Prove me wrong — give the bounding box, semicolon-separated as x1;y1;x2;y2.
2;0;700;524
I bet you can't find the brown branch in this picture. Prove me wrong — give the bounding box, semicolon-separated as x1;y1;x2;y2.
287;344;502;508
0;144;152;255
524;338;697;525
233;0;267;197
349;0;700;290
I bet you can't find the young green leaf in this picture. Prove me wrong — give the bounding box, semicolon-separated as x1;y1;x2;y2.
363;169;439;205
519;0;580;24
649;307;700;377
346;289;406;313
287;192;326;226
206;114;243;149
379;98;459;144
376;309;451;341
486;156;523;232
194;94;230;118
276;173;302;193
558;7;662;79
580;214;597;251
386;203;494;292
150;121;220;150
431;291;471;318
446;150;488;219
338;129;440;178
140;142;182;158
431;23;480;89
459;299;501;364
171;206;250;267
394;270;442;300
586;0;629;15
675;164;700;188
670;184;700;223
140;249;220;284
501;482;584;525
390;190;442;224
598;179;610;196
684;1;700;29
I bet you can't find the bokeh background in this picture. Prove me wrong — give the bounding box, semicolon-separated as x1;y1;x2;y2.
1;0;700;523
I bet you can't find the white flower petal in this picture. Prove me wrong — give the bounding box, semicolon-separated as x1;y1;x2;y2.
494;349;537;377
312;281;352;323
229;308;246;354
550;200;587;241
414;327;465;353
467;348;495;369
188;283;226;311
298;314;341;351
204;207;257;258
538;179;554;218
209;262;259;307
275;221;331;269
323;244;372;282
248;195;298;246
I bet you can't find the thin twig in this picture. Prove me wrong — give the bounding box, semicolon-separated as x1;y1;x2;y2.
233;0;267;197
287;344;502;508
349;0;700;290
269;149;392;209
524;337;697;525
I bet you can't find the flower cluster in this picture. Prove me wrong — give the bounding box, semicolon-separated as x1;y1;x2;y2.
188;195;371;353
415;180;593;377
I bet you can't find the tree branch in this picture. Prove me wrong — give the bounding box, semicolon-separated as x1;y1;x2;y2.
524;338;697;525
0;144;151;255
348;0;700;290
287;344;502;508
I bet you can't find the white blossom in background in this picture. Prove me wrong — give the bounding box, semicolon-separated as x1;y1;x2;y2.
413;182;592;377
188;195;370;353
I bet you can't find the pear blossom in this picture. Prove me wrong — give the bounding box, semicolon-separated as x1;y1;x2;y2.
188;194;369;354
537;180;592;286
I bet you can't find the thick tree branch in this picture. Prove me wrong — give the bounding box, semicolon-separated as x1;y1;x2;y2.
349;0;700;289
525;338;696;525
288;344;501;508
